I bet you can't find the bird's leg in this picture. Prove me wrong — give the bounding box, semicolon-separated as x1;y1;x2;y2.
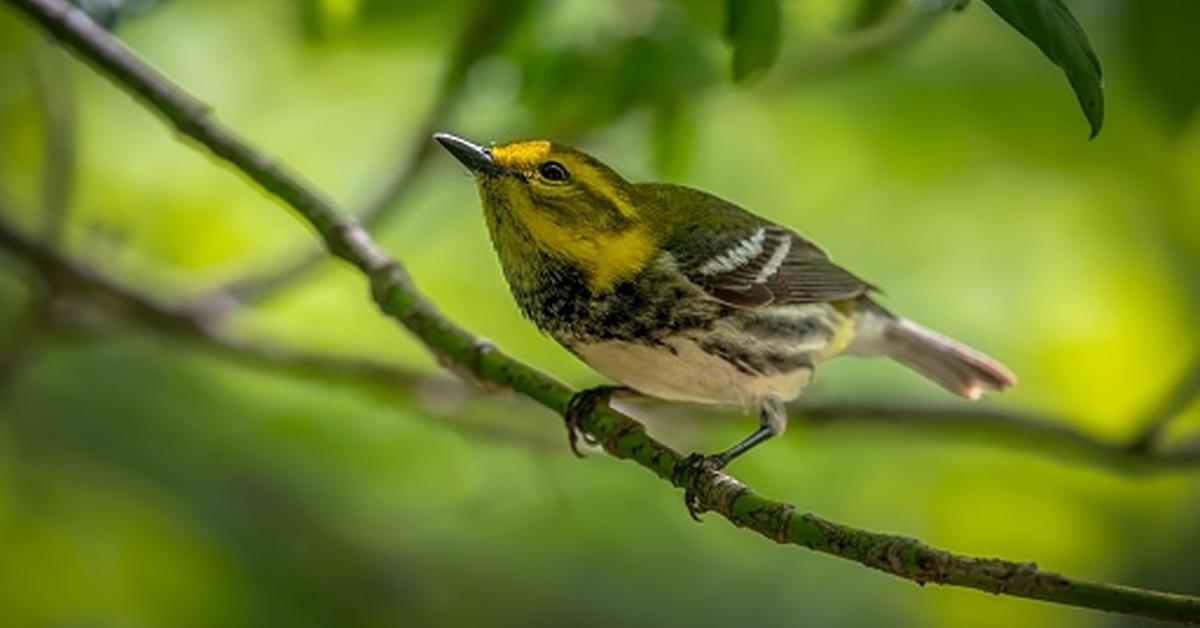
700;397;788;468
563;385;636;457
683;397;787;519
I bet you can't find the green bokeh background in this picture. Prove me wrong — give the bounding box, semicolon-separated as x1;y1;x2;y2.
0;0;1198;626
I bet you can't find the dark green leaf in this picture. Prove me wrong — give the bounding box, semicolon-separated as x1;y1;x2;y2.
516;5;718;135
1123;0;1200;130
981;0;1104;138
724;0;782;83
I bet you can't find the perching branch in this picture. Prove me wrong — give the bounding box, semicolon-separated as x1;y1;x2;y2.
5;0;1199;623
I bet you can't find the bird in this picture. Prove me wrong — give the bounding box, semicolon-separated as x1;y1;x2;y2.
434;132;1015;471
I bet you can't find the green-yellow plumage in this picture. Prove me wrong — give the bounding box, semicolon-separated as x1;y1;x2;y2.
435;133;1015;467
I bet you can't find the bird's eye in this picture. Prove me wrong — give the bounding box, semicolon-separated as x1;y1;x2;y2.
538;161;570;182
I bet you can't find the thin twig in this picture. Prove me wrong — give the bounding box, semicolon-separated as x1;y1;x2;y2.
785;5;942;81
0;211;412;398
10;0;1197;621
200;0;527;308
0;212;552;448
799;400;1200;471
0;275;53;387
1128;356;1200;453
29;40;77;245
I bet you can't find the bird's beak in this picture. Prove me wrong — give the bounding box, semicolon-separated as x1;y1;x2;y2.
434;132;497;175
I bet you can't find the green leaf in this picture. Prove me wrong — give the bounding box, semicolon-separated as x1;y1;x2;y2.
724;0;782;83
981;0;1103;138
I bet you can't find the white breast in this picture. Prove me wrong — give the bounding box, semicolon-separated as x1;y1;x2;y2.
573;334;813;408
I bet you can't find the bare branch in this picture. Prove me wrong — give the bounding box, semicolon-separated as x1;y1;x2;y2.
0;211;553;448
0;204;606;456
799;400;1200;471
200;0;527;308
1128;356;1200;453
786;5;942;81
6;0;1200;621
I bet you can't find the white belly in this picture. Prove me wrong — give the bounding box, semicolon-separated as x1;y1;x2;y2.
573;335;813;408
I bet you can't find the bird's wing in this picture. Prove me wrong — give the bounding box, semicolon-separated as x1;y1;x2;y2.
673;223;873;308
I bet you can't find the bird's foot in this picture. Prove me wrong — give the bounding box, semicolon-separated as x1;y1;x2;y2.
563;385;632;457
680;452;730;521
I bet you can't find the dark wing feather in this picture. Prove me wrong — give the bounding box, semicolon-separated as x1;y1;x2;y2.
641;183;874;308
680;224;872;309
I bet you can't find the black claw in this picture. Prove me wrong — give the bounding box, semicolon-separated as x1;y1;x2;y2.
563;386;628;458
684;492;704;522
563;398;588;458
680;452;728;521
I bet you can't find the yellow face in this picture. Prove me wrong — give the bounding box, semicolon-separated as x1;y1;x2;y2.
487;140;636;223
478;140;657;292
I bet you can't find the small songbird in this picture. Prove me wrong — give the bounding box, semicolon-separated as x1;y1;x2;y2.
435;132;1015;469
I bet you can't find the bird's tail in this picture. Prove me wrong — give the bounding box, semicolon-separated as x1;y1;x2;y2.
879;317;1016;400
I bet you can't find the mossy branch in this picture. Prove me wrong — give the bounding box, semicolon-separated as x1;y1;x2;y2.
6;0;1199;623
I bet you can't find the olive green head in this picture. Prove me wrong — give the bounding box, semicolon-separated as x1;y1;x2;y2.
434;133;658;291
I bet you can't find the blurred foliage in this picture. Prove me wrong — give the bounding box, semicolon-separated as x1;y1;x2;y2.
1122;0;1200;130
1;0;1199;627
724;0;783;82
850;0;903;30
513;2;718;139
